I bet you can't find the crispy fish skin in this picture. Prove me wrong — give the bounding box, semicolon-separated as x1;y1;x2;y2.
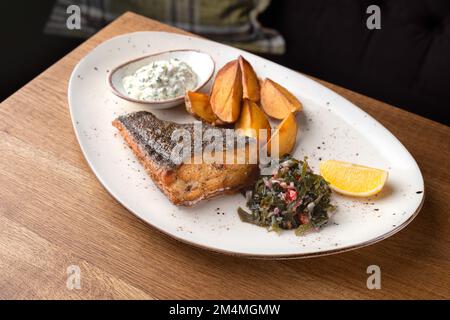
112;111;259;206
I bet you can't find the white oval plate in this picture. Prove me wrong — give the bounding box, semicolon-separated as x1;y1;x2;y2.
68;32;424;259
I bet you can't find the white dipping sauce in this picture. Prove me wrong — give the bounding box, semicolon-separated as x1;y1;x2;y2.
122;58;197;101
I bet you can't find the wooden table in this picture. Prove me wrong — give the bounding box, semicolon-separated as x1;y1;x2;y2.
0;12;449;300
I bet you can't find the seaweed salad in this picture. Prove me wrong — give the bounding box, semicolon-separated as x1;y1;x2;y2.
238;156;335;236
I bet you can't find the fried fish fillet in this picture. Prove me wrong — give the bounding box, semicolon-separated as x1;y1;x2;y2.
112;111;259;206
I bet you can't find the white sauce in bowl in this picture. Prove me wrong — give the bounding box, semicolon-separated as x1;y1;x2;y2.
122;58;197;101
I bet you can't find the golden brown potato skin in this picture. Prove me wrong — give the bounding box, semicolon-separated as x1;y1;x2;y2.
210;60;243;123
239;56;260;102
267;112;298;157
185;91;218;124
235;99;271;144
260;78;302;119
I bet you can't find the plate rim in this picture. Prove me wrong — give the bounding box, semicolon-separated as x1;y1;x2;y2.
68;31;425;259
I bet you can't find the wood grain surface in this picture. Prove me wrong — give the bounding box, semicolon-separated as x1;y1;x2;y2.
0;12;449;299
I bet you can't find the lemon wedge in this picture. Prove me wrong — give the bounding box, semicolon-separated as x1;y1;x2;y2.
319;160;388;197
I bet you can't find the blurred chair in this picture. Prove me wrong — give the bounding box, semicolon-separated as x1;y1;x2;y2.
44;0;285;54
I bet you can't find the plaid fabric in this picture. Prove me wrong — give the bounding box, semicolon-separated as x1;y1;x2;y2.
44;0;285;54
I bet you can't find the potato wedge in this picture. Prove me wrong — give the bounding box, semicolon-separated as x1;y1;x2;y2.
210;60;242;123
235;99;271;143
260;78;302;119
238;56;260;102
267;112;297;157
185;91;218;124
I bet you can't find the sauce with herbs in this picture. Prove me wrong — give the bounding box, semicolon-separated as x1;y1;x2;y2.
122;58;197;101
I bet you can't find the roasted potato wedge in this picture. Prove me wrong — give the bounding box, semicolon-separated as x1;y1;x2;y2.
238;56;260;102
210;60;242;123
185;91;218;124
260;78;302;119
267;112;297;157
235;99;271;144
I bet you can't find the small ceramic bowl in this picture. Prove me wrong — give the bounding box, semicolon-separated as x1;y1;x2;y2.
108;49;215;109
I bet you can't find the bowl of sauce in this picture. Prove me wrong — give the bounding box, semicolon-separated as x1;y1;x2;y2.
109;49;215;109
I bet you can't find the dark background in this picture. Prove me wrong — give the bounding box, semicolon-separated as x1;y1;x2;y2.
1;0;449;125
